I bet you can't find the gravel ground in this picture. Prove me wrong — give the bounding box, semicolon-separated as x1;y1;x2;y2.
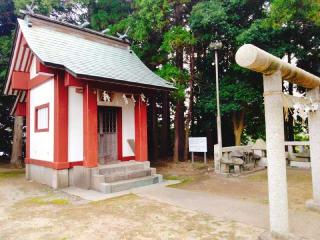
0;167;264;240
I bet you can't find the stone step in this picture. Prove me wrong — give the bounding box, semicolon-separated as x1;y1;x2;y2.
104;169;152;183
99;174;162;193
98;161;149;175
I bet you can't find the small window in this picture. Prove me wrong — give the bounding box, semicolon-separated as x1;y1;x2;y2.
35;103;49;132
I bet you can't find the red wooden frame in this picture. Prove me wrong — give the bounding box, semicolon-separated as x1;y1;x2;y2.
116;107;123;160
34;103;49;132
83;83;98;167
15;102;26;116
25;158;83;170
134;98;148;161
11;71;29;90
98;106;134;161
26;91;30;159
53;72;69;167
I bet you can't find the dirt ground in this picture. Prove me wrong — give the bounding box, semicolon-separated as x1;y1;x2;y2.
0;166;264;240
155;161;314;212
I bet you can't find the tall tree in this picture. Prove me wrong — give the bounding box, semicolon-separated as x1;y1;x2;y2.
239;0;320;141
87;0;132;31
0;1;16;162
190;0;266;146
112;0;196;161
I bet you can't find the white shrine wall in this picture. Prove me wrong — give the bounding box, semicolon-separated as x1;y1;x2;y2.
29;79;55;161
68;87;84;162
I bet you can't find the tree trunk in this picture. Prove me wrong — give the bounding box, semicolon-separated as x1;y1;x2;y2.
147;95;158;161
232;111;245;146
286;53;294;141
11;116;24;168
160;93;169;159
151;96;158;160
184;46;195;161
173;2;185;162
173;101;185;162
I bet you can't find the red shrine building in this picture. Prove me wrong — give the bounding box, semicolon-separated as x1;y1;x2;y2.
4;13;173;192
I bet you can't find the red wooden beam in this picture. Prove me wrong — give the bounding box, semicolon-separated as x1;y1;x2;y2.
11;71;29;90
64;72;84;87
53;72;69;169
26;91;30;159
29;72;54;89
14;102;26;116
35;58;53;74
117;107;123;160
134;97;148;161
83;83;98;167
25;158;71;170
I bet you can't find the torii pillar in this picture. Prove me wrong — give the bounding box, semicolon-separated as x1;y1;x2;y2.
236;44;320;239
306;88;320;212
263;70;289;236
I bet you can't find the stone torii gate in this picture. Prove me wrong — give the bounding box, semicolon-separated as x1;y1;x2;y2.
235;44;320;239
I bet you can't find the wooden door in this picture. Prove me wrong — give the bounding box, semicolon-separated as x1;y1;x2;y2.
98;107;118;164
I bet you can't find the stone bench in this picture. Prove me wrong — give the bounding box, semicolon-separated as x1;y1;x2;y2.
220;157;244;174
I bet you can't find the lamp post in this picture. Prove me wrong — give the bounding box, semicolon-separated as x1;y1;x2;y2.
209;40;223;168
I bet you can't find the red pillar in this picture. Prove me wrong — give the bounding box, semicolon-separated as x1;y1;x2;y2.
53;72;69;169
26;91;30;160
83;83;98;167
135;97;148;161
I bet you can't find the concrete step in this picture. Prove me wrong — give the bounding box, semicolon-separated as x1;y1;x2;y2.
104;169;152;183
99;174;162;193
98;161;149;175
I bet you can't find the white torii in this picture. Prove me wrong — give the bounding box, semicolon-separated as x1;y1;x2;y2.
236;44;320;239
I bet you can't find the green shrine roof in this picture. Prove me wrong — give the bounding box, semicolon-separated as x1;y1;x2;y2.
18;14;174;90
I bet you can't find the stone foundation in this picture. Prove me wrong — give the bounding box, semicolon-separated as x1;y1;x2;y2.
290;161;311;169
26;164;69;189
306;199;320;213
69;166;98;189
25;161;160;193
259;231;307;240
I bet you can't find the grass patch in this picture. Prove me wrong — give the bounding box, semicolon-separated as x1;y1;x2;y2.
192;162;208;170
0;170;25;179
244;171;267;182
26;195;69;205
90;193;138;205
164;175;194;188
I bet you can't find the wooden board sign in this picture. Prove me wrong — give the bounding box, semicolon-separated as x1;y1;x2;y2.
189;137;207;153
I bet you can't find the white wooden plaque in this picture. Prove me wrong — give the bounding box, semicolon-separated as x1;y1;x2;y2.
189;137;207;152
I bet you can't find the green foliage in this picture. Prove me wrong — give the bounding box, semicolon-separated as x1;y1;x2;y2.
190;0;231;42
0;2;15;159
190;0;266;143
157;64;188;101
14;0;61;15
161;26;195;53
0;1;16;35
109;0;171;69
269;0;320;28
0;35;12;88
89;0;131;31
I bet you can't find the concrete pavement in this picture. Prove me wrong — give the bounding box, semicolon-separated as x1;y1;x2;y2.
63;181;320;239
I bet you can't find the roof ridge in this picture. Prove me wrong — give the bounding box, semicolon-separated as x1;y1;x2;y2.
21;11;129;45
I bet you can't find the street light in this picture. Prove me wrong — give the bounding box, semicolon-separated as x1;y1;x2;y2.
209;40;223;165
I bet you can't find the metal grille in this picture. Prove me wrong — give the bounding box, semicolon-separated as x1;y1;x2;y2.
101;108;117;133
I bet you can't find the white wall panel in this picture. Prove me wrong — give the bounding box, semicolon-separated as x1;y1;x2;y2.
68;87;83;162
30;57;36;79
30;79;54;161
